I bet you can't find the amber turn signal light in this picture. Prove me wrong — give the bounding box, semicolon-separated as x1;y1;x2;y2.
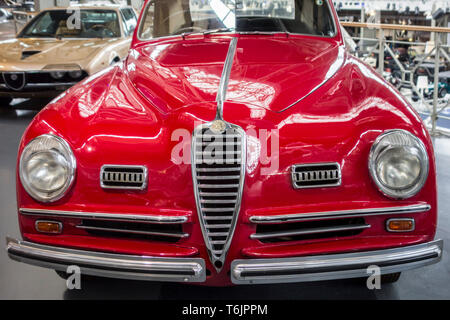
35;220;62;234
386;219;415;232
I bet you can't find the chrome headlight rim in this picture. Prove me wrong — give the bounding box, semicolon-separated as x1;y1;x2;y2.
369;129;429;200
19;134;76;203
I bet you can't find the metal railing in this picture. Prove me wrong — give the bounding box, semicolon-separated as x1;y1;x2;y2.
342;22;450;137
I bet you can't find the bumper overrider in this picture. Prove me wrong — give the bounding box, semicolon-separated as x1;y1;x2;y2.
6;237;443;284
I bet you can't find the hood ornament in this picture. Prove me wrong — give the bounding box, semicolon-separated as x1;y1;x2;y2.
215;37;238;121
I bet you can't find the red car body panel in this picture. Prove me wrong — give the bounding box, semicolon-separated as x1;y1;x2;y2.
14;0;438;286
128;34;342;113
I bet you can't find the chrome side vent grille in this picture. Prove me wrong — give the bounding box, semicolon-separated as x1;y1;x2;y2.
291;163;341;189
192;121;246;271
100;165;147;190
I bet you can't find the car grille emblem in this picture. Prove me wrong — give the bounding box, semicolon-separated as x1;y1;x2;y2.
210;120;226;134
2;72;26;91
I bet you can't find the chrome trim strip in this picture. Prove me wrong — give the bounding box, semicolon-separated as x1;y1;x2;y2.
249;204;431;224
231;240;443;284
386;218;416;233
250;224;371;240
100;164;148;190
19;208;188;224
6;237;205;283
215;37;238;120
277;46;345;113
76;225;189;238
291;162;341;189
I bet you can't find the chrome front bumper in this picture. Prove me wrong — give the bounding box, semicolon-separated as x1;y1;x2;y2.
231;240;443;284
6;237;443;285
6;237;206;283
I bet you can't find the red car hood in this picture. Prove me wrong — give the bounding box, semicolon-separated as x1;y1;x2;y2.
126;35;344;114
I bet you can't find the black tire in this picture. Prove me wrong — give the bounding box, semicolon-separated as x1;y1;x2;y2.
0;97;12;107
439;88;447;98
381;272;401;284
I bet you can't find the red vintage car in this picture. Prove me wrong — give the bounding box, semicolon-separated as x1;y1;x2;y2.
6;0;443;287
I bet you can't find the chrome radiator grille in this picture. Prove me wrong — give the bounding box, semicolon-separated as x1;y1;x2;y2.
100;165;147;190
291;163;341;189
192;122;246;271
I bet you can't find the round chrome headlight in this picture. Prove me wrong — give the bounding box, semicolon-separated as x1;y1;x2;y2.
19;134;76;202
369;130;429;199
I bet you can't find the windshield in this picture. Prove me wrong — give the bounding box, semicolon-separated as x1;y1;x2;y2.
138;0;336;39
19;9;121;39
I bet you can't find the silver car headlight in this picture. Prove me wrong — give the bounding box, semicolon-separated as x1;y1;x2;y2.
369;130;429;199
19;134;76;202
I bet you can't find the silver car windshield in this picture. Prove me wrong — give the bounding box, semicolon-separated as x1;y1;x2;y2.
19;9;121;39
138;0;336;40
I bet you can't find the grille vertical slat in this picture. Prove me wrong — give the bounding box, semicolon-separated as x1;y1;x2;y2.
192;123;246;271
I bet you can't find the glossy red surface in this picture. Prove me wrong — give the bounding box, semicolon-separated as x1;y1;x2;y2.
15;0;438;286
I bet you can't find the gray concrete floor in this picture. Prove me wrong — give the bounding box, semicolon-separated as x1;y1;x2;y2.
0;104;449;300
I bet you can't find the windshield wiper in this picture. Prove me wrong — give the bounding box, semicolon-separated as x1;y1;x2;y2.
237;30;290;36
180;27;234;39
203;27;235;35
